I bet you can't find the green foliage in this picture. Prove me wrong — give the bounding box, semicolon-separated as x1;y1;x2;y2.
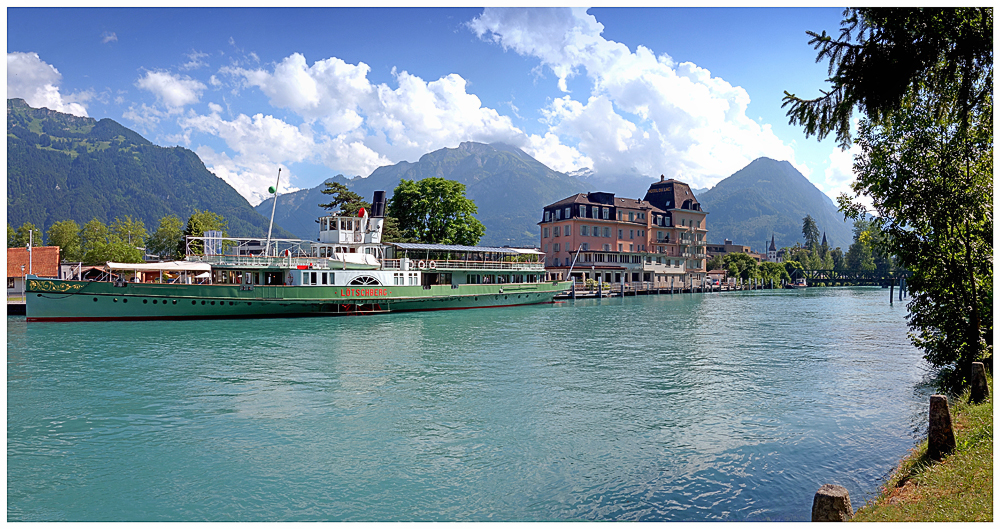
7;224;14;247
802;214;819;250
147;215;184;260
790;9;993;391
387;177;486;246
845;87;992;391
10;222;42;247
7;99;292;240
783;8;993;148
759;261;791;284
79;217;145;264
706;254;726;271
722;252;758;281
380;216;416;244
46;219;82;261
182;210;229;256
319;181;370;216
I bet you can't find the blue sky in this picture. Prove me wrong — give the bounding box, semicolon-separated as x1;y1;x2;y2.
7;7;859;206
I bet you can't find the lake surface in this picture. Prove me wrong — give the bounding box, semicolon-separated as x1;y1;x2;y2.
7;286;932;521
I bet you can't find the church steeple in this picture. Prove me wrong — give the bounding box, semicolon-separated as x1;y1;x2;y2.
821;232;828;246
769;234;777;251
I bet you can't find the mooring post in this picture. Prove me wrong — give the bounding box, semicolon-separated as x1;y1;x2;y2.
889;282;894;305
898;277;903;301
811;484;852;521
971;362;990;404
927;395;957;460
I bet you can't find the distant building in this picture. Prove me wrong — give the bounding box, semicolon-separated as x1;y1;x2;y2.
707;239;766;263
7;246;61;297
539;176;708;288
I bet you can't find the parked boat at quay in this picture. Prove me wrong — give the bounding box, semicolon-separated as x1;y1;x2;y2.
25;192;572;322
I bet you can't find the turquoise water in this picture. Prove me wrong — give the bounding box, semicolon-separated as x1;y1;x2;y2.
8;287;930;521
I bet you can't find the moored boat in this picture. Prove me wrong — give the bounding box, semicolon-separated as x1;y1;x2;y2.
25;192;572;321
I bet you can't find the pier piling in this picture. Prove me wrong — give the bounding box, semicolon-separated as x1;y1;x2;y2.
811;484;852;521
927;395;956;460
971;362;990;404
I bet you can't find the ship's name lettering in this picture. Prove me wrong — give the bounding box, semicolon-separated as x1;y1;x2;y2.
340;288;388;297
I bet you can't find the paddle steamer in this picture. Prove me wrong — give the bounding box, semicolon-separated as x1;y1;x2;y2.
25;192;571;321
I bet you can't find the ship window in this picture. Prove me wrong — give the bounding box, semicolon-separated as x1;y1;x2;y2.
322;273;328;285
348;275;381;286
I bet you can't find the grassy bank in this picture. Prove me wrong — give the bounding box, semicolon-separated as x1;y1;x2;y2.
852;377;993;522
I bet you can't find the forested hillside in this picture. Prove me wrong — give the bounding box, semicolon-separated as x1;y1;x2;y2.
7;99;292;239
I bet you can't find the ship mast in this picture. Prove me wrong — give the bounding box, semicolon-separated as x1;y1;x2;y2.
264;168;281;257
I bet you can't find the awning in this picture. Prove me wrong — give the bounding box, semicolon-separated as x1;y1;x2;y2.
106;261;212;272
388;242;520;254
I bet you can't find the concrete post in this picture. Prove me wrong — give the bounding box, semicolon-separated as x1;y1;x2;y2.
971;361;990;404
927;395;956;461
811;484;852;521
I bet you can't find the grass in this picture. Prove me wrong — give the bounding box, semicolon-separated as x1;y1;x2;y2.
852;376;993;522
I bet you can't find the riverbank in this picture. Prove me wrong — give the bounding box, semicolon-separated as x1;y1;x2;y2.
852;377;993;522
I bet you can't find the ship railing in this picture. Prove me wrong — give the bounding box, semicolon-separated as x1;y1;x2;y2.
187;254;329;269
381;259;545;271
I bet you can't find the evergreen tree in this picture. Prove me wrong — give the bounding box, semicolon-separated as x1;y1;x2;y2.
181;210;229;256
319;181;370;216
11;222;42;248
801;215;819;251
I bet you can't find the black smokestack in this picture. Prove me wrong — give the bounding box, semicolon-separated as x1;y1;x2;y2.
372;191;386;218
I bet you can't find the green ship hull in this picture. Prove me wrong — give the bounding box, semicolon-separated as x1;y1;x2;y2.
25;277;573;322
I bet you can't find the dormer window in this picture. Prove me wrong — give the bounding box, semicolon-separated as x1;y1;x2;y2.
603;207;609;219
579;205;586;217
564;207;570;218
555;209;561;220
545;210;551;222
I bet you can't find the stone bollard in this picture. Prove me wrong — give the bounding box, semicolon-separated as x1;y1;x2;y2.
812;484;852;521
927;395;956;461
971;362;990;404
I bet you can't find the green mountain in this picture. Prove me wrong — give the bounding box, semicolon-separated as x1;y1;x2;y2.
257;142;592;246
696;157;853;250
6;98;293;240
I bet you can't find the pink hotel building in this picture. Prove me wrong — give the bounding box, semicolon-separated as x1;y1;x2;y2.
539;176;708;289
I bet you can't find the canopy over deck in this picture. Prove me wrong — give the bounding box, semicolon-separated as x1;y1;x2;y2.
388;242;542;254
107;261;213;272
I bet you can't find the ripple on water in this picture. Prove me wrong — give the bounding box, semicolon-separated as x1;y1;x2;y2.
8;287;929;521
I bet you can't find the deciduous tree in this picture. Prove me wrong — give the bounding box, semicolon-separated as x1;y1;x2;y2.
46;219;82;262
787;7;993;390
181;210;229;256
148;215;184;260
387;178;485;246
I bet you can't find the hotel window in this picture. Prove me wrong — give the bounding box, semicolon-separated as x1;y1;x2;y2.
591;205;598;217
579;205;586;217
545;211;551;222
603;244;611;251
618;243;623;251
554;243;560;252
564;207;570;218
581;225;588;236
603;207;609;219
629;212;634;221
629;244;634;252
554;226;560;237
630;230;634;239
555;209;561;220
543;227;549;238
603;227;610;237
581;243;589;251
617;210;622;220
618;229;623;238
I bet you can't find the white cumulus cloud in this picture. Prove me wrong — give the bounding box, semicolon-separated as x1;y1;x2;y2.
7;52;89;116
470;7;801;189
135;70;206;111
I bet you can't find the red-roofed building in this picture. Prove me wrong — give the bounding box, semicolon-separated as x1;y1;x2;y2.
7;246;61;297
